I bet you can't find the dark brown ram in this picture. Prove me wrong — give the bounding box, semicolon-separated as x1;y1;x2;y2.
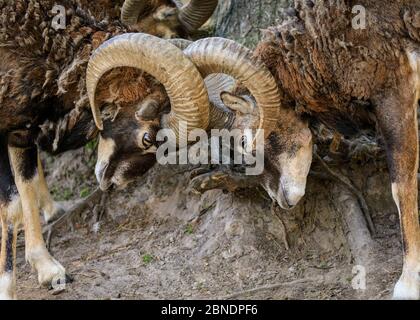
0;0;217;299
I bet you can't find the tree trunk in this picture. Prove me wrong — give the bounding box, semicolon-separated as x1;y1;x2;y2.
214;0;292;47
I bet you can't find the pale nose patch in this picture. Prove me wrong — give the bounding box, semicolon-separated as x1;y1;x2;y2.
95;161;108;186
280;176;306;207
95;137;116;188
283;185;305;207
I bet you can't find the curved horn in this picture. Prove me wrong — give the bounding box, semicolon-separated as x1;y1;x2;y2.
86;33;210;142
204;74;236;129
168;38;234;129
184;37;280;140
171;0;184;8
121;0;150;26
178;0;219;32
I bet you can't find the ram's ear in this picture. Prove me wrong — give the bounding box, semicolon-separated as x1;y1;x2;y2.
102;104;121;123
135;97;160;121
220;91;254;115
153;6;178;21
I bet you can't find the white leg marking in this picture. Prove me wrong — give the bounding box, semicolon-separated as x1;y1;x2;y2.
393;270;420;300
0;196;21;300
0;273;15;300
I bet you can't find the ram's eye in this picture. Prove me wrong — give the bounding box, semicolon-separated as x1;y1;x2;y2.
142;133;153;148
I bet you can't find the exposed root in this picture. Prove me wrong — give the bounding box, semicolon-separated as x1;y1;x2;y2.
216;276;324;300
270;203;290;251
189;201;217;225
188;165;214;180
43;188;104;249
93;192;108;224
331;186;379;299
314;152;376;236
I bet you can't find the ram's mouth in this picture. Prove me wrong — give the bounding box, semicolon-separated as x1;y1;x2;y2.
264;181;293;210
95;153;157;191
99;176;113;192
95;163;125;191
97;165;131;191
268;181;295;210
97;171;133;191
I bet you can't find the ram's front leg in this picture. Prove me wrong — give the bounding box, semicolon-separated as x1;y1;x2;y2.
37;152;65;223
0;138;21;300
374;86;420;299
8;146;68;289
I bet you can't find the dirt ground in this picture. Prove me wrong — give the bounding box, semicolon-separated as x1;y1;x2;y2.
13;145;403;300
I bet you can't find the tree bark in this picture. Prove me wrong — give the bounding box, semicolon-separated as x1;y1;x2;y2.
214;0;292;47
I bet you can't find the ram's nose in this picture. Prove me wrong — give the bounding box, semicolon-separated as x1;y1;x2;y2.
95;162;112;191
283;185;305;207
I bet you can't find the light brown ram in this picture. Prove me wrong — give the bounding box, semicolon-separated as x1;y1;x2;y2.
88;0;420;299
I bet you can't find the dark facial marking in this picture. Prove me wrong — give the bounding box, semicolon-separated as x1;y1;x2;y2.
120;153;156;182
103;152;156;185
267;132;285;155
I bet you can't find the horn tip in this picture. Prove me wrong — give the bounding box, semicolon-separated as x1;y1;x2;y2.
94;120;104;131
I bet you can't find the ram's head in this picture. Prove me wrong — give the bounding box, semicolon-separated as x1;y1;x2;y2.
86;34;210;190
181;38;313;209
86;35;312;209
121;0;218;38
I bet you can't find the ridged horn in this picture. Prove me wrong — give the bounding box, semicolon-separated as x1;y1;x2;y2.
172;0;184;8
168;38;234;129
204;74;236;129
86;33;210;142
184;37;280;140
178;0;219;32
120;0;150;26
